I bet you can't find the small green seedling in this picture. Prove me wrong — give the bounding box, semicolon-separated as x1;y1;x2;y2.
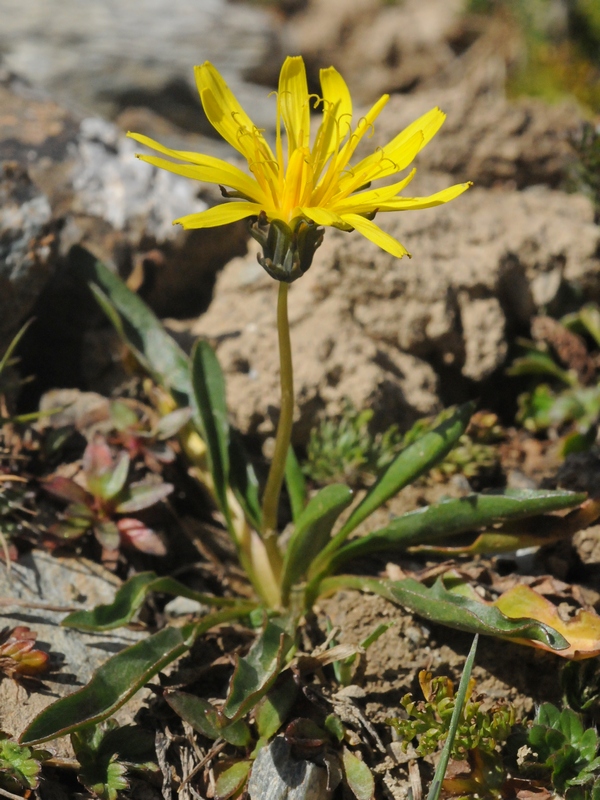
0;733;49;794
71;719;157;800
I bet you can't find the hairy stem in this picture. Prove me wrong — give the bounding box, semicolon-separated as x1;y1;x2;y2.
261;282;294;553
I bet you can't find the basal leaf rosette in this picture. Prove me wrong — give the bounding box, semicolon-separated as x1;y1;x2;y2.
128;56;470;281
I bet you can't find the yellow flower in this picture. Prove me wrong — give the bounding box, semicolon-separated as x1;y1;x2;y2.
128;56;470;261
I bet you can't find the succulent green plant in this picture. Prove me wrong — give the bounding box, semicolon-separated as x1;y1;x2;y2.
389;670;516;760
304;405;501;487
521;703;600;799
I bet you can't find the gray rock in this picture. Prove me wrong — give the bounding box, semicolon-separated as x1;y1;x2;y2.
247;737;332;800
0;162;58;351
0;0;280;131
0;550;146;756
72;116;207;240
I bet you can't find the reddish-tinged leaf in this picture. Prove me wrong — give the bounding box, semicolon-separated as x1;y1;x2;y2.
44;476;89;505
494;585;600;660
117;518;167;556
99;453;130;500
0;626;50;677
115;481;173;513
82;438;114;479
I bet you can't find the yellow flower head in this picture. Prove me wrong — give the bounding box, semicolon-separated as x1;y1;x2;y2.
128;56;470;276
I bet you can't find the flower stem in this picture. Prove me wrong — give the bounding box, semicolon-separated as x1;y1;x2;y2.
261;282;294;543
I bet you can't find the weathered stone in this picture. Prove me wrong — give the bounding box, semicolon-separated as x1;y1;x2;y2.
0;0;280;133
247;737;332;800
0;550;146;757
0;161;58;352
289;0;464;104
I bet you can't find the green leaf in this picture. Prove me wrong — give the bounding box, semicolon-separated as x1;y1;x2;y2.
311;403;474;575
0;318;34;379
190;339;231;524
166;692;252;747
427;635;479;800
255;673;298;741
115;481;173;513
326;489;586;572
285;445;306;523
222;617;292;724
154;406;193;439
0;735;47;789
229;430;262;531
280;483;353;603
342;749;374;800
319;575;569;651
94;521;120;551
63;571;249;632
21;609;248;745
507;351;578;386
91;454;131;502
89;260;192;401
215;760;252;800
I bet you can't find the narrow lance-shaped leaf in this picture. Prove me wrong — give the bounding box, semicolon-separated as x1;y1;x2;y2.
20;609;250;745
427;635;479;800
0;318;34;378
190;340;232;526
89;259;191;402
318;575;569;651
326;489;587;573
280;483;353;604
311;402;474;576
63;571;250;632
411;496;600;557
285;445;307;523
222;617;293;723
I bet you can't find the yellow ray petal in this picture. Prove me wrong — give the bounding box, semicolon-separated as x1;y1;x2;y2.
320;66;352;137
174;201;262;229
330;169;416;215
312;93;389;205
134;153;265;202
377;181;472;211
195;63;275;162
386;106;446;155
334;131;423;198
345;107;445;187
278;56;310;156
297;206;346;227
341;213;410;258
